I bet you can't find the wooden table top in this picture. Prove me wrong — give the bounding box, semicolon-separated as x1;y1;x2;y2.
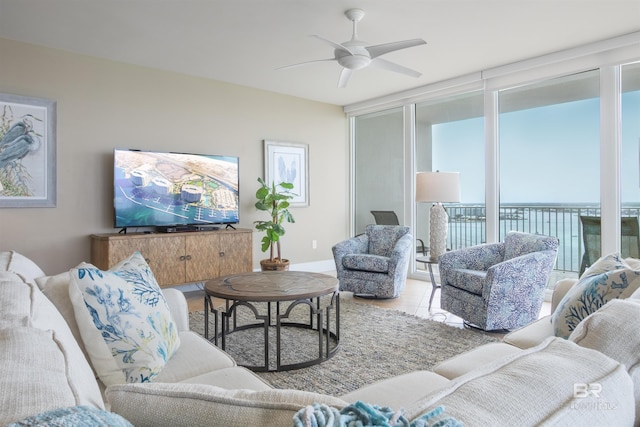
204;271;339;302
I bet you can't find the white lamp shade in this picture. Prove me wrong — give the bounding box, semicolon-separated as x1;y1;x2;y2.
415;172;461;203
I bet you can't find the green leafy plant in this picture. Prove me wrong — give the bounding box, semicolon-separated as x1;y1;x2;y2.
254;177;295;263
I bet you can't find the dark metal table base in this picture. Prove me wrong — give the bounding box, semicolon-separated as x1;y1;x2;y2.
204;292;340;372
416;255;440;310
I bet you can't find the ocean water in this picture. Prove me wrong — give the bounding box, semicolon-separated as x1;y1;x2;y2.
446;205;640;273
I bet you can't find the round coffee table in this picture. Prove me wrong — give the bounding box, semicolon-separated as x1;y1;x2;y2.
203;271;340;372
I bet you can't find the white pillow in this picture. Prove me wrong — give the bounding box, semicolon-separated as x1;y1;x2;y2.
569;298;640;370
552;253;640;338
36;273;84;355
569;299;640;425
106;382;348;427
0;251;45;284
68;252;180;386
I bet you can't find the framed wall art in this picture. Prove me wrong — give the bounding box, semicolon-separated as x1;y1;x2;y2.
0;93;57;207
264;140;309;207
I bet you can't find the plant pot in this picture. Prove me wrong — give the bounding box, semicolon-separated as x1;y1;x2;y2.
260;258;290;271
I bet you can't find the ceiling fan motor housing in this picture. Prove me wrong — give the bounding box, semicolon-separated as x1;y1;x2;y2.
335;43;371;70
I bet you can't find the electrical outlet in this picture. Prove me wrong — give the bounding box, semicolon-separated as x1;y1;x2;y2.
312;240;317;249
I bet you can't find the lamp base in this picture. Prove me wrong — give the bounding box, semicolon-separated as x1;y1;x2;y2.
429;203;448;262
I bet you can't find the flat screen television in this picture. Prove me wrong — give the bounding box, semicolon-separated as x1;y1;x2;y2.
113;149;239;231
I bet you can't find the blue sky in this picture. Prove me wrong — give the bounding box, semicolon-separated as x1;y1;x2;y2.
432;91;640;205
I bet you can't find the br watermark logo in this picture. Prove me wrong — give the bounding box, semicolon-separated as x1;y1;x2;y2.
573;383;602;398
571;383;618;411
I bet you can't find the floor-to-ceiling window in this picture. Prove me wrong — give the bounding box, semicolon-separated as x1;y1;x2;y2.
415;91;485;260
353;107;404;234
346;33;640;279
621;62;640;258
497;70;600;272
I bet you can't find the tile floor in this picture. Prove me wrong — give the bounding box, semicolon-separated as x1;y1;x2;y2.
183;269;555;338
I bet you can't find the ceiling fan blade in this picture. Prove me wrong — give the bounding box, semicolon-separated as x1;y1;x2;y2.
338;68;353;88
366;39;426;59
370;57;422;78
276;58;336;70
311;35;354;55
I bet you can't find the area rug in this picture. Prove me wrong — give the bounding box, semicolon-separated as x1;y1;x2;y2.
189;298;498;396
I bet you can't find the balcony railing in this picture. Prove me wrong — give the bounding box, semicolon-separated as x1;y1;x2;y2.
444;204;640;273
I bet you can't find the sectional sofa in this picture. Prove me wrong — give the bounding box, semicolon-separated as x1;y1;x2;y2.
1;250;637;426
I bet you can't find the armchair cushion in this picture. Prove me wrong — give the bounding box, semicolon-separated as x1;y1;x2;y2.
342;254;389;273
504;231;558;260
439;242;505;273
444;268;486;295
368;226;411;257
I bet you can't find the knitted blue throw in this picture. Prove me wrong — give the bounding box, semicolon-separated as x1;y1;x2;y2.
292;401;462;427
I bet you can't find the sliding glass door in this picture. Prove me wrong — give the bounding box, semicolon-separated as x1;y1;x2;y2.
497;70;600;272
353;107;404;234
621;62;640;259
415;91;485;259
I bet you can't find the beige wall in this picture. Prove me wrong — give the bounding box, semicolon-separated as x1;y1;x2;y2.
0;38;349;275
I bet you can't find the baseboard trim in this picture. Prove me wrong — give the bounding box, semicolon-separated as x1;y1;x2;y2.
254;259;336;273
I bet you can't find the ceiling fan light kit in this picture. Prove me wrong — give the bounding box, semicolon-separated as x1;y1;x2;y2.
278;8;426;88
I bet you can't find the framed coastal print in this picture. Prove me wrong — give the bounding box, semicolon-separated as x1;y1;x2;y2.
0;93;57;207
264;140;309;207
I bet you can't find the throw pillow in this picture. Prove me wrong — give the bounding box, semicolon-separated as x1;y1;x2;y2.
569;299;640;370
36;272;88;359
568;299;640;426
0;250;45;285
68;252;180;386
580;251;627;278
551;253;640;339
106;382;349;427
6;406;132;427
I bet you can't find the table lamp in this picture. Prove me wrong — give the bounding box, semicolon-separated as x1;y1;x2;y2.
416;171;461;262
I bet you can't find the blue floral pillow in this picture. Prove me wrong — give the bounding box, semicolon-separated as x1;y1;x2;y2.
552;253;640;339
68;252;180;386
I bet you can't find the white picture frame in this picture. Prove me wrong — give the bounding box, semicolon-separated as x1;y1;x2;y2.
264;140;309;207
0;93;57;207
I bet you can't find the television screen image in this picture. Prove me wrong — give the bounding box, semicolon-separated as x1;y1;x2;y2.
114;149;239;229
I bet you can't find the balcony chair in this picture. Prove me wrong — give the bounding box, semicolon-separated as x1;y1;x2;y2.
332;224;413;299
579;215;640;276
438;231;559;331
370;210;426;255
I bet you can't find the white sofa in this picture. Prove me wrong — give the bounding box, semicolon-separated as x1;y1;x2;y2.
1;250;636;426
433;266;640;426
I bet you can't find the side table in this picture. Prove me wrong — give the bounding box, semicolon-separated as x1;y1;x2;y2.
416;255;440;310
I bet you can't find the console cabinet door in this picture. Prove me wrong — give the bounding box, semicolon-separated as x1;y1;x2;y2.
218;232;252;276
146;236;186;286
184;234;221;283
94;238;150;270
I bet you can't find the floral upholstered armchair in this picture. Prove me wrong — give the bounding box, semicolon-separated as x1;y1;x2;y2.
332;225;413;298
438;231;559;331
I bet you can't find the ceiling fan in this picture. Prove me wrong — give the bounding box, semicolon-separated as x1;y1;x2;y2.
277;8;427;88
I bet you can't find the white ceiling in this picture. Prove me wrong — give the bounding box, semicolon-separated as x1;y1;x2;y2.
1;0;639;106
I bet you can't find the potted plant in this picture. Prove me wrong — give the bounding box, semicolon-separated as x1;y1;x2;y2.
254;177;295;271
